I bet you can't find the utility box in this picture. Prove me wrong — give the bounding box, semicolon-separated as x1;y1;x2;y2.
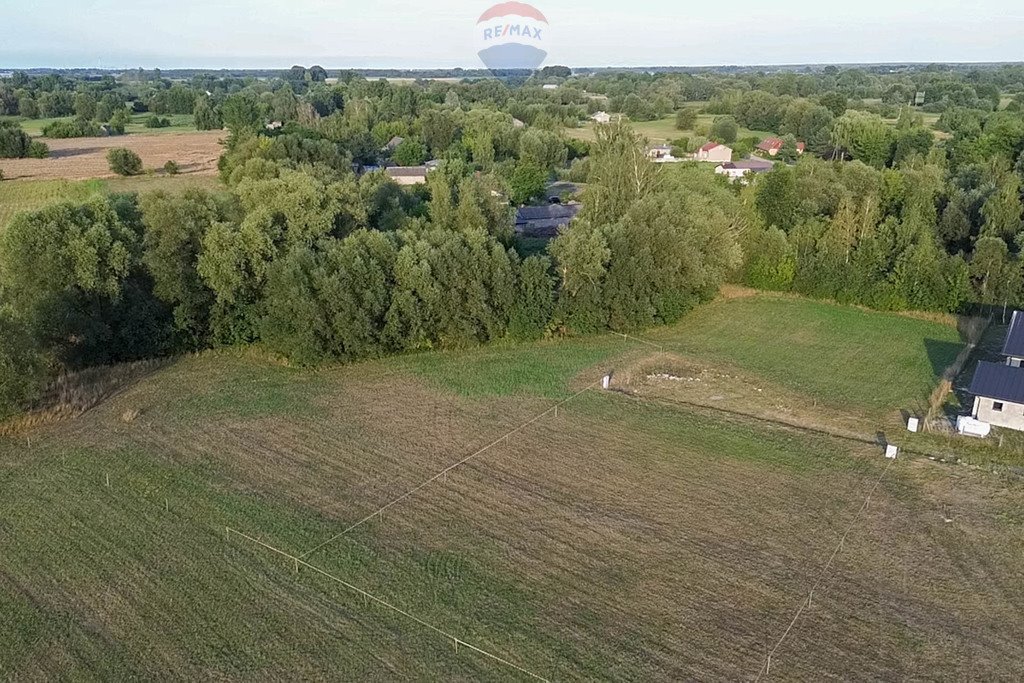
602;375;611;390
957;415;992;438
885;444;899;459
907;417;920;433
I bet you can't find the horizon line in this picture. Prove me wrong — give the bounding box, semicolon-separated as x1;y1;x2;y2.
4;60;1024;72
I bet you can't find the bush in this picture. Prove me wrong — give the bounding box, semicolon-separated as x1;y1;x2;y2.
42;118;103;139
107;148;143;176
0;122;32;158
27;140;49;159
145;115;171;129
163;160;180;175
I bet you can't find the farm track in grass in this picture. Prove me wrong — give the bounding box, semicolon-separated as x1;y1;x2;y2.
0;130;224;181
2;296;1022;679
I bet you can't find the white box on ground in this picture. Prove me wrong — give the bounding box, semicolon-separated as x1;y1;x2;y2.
602;375;611;390
907;417;919;433
885;444;899;459
956;415;991;438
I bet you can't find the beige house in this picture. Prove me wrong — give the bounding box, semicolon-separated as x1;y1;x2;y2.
695;142;732;163
590;111;612;124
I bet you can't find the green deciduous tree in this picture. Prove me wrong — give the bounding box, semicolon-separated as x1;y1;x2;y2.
140;188;227;347
755;165;799;232
675;108;698;130
392;136;428;166
711;115;739;144
0;196;172;367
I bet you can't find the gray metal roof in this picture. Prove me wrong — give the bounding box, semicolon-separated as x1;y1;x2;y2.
1002;310;1024;357
969;361;1024;404
515;204;581;224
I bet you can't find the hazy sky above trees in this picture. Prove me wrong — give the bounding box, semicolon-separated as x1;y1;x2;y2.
3;0;1020;68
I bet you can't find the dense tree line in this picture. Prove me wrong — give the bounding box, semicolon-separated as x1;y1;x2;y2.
740;141;1024;312
2;63;1024;422
0;122;743;417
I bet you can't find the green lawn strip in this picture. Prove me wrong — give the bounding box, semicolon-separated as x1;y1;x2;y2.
400;335;629;399
648;295;961;417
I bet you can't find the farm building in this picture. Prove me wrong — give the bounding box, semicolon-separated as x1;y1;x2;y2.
968;311;1024;432
695;142;732;163
590;111;612;124
515;203;581;238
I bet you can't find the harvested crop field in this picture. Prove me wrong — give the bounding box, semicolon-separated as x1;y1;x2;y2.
2;298;1022;680
0;131;224;181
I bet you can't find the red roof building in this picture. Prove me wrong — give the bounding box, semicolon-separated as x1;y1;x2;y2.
757;137;805;156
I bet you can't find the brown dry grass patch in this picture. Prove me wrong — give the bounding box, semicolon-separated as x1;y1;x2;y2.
0;131;224;181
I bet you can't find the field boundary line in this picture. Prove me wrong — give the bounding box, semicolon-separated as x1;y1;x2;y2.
753;456;895;681
226;527;549;682
616;332;664;351
299;381;600;559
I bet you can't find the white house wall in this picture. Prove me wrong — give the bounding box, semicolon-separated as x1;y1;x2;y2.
974;397;1024;431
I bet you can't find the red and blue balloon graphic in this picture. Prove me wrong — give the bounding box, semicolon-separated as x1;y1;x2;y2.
475;2;549;71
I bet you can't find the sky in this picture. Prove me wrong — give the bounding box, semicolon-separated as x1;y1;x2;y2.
2;0;1022;69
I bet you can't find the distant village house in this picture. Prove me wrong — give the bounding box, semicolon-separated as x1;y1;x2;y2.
694;142;732;163
647;144;681;163
714;158;774;181
757;137;805;157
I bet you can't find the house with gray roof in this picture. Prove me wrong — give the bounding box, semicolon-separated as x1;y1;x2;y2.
515;204;581;238
969;311;1024;431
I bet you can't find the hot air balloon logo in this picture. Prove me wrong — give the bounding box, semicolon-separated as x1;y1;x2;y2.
474;2;550;72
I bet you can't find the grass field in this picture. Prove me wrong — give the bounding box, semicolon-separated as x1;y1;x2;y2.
0;113;197;137
565;115;773;146
3;293;1022;679
0;175;223;232
646;293;963;422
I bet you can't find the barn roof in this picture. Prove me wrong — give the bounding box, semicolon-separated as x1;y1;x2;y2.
1002;310;1024;357
969;361;1024;404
